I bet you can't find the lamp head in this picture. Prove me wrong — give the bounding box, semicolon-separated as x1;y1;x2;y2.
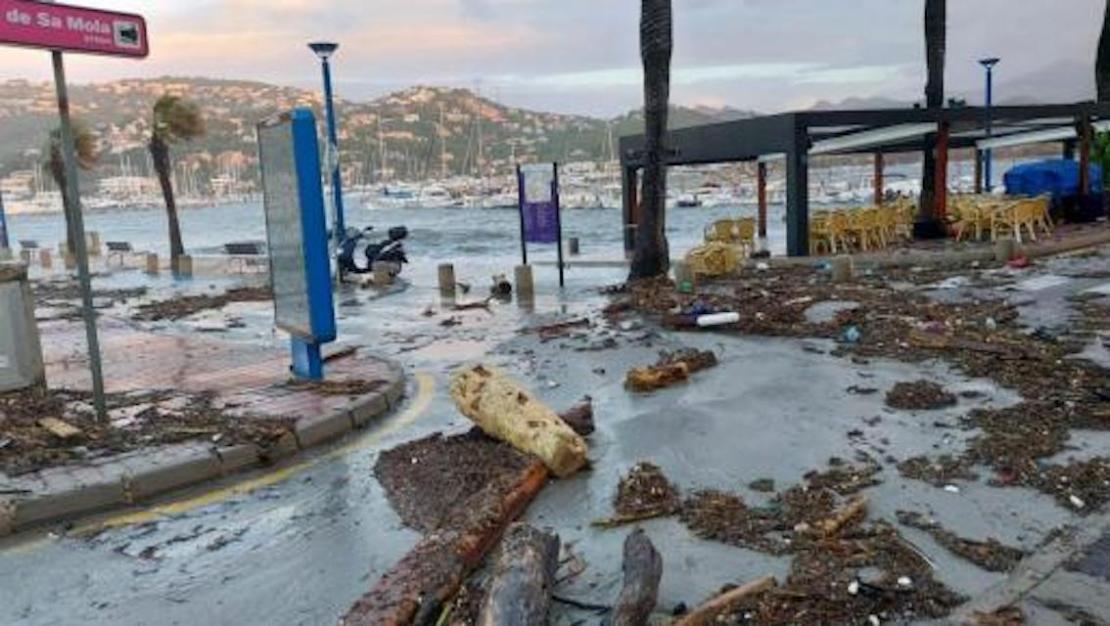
309;42;339;60
979;57;1000;70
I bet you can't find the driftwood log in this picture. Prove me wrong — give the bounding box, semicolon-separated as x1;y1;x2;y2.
611;529;663;626
674;576;777;626
451;364;588;477
477;524;561;626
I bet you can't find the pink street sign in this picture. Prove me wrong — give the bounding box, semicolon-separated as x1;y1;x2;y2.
0;0;147;58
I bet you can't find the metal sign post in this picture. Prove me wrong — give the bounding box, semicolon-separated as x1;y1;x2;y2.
0;1;149;421
0;187;9;253
258;109;337;380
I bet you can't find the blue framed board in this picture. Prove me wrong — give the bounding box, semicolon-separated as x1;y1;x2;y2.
257;108;336;380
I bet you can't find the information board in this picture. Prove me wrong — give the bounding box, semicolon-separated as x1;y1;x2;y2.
257;109;335;346
519;163;560;244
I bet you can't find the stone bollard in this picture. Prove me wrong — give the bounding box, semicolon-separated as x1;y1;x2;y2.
438;263;456;298
993;238;1016;263
39;249;52;270
177;254;193;278
373;262;396;287
145;253;159;275
63;252;76;271
568;237;580;256
830;256;854;283
86;232;102;257
514;264;535;301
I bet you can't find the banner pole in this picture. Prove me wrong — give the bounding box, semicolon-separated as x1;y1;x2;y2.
516;164;527;266
554;162;564;288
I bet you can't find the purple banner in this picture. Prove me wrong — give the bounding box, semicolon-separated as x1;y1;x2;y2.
519;164;560;244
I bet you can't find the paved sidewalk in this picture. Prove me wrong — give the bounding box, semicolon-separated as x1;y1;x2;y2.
0;322;406;537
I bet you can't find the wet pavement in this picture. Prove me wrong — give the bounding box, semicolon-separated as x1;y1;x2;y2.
4;251;1110;624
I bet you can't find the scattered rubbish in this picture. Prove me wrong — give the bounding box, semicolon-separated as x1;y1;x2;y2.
943;485;961;494
1070;495;1086;510
619;319;642;331
453;297;494;312
840;325;862;344
896;511;1026;573
625;349;718;393
696;312;740;327
133;286;271;322
595;463;681;528
674;576;776;626
969;606;1025;626
490;274;513;297
749;478;775;493
897;455;979;487
847;385;879;396
450;364;588;478
885;381;957;411
527;317;591;341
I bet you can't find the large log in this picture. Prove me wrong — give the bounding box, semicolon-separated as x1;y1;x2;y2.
477;524;561;626
611;529;663;626
673;576;777;626
450;364;588;477
342;461;549;626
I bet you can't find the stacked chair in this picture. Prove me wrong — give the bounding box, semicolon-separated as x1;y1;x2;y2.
950;194;1053;243
808;201;915;255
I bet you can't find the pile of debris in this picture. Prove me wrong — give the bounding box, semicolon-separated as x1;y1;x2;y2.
595;462;682;527
885;380;958;411
132;285;272;321
0;387;294;476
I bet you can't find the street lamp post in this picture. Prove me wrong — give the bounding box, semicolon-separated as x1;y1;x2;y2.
980;57;1000;192
309;42;345;251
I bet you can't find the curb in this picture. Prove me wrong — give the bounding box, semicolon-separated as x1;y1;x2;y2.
0;358;407;538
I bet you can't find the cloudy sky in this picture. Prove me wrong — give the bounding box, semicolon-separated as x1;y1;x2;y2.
0;0;1103;116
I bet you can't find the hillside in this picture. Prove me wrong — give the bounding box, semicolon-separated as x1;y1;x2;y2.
0;77;753;192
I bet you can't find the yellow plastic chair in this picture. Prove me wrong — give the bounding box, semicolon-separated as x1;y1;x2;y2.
686;242;739;279
1030;195;1053;237
704;219;737;244
734;217;756;257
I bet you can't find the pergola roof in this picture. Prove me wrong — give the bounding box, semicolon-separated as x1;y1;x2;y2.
619;102;1110;168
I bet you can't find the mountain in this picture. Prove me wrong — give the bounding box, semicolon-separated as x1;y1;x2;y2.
0;77;754;192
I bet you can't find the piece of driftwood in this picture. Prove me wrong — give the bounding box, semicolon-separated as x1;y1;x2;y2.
815;495;869;537
342;462;550;626
450;364;588;478
38;417;82;440
477;524;560;626
611;529;663;626
673;576;777;626
625;362;690;392
559;398;595;437
591;510;672;529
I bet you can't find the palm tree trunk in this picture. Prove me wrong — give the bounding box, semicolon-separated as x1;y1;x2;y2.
630;0;673;280
150;135;184;270
49;147;78;254
918;0;946;236
1099;0;1110;102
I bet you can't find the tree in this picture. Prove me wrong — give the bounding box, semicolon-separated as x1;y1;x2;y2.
149;95;205;272
1098;0;1110;102
46;122;98;254
917;0;946;236
630;0;673;280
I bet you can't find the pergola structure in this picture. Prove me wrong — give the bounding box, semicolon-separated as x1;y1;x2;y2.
619;101;1110;257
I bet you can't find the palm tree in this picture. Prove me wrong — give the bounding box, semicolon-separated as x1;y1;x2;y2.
630;0;673;280
1099;0;1110;102
917;0;946;236
149;95;205;272
46;122;98;254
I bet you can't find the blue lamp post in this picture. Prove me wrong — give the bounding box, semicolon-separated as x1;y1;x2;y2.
309;42;345;249
980;57;1000;192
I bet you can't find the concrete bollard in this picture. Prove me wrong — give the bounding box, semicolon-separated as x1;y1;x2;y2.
19;250;31;265
63;252;76;271
39;249;52;270
145;253;159;275
568;237;580;256
86;232;101;257
0;248;11;261
993;238;1016;263
373;262;395;287
177;254;193;278
830;256;854;283
514;264;535;301
438;263;456;298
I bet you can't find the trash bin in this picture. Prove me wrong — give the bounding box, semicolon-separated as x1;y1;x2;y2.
0;262;45;393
